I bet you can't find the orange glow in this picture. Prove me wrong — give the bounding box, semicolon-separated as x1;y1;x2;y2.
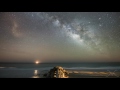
35;61;39;64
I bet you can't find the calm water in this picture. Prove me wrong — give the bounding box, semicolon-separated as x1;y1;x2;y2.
0;62;120;78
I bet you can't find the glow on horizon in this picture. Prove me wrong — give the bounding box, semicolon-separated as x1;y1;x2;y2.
35;61;40;64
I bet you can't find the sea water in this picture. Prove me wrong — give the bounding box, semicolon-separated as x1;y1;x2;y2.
0;62;120;78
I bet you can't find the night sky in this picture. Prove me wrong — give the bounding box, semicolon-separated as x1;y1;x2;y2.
0;12;120;63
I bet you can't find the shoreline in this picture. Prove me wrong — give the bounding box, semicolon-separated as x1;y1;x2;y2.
0;68;120;78
38;69;120;78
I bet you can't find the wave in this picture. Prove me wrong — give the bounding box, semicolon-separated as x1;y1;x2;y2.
0;66;52;70
0;66;120;70
0;67;6;68
0;67;16;69
64;66;120;70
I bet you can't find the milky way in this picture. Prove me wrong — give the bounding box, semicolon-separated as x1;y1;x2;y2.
0;12;120;62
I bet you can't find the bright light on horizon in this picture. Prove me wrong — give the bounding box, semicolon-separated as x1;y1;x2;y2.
35;61;39;64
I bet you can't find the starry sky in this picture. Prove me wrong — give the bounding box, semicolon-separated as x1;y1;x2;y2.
0;12;120;63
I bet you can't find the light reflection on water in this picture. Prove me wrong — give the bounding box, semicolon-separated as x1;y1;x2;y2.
32;70;40;78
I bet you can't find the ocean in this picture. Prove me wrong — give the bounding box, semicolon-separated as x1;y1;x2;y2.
0;62;120;78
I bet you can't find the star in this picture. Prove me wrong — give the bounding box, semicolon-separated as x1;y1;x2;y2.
0;12;120;62
99;17;101;20
99;24;102;27
88;22;91;24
